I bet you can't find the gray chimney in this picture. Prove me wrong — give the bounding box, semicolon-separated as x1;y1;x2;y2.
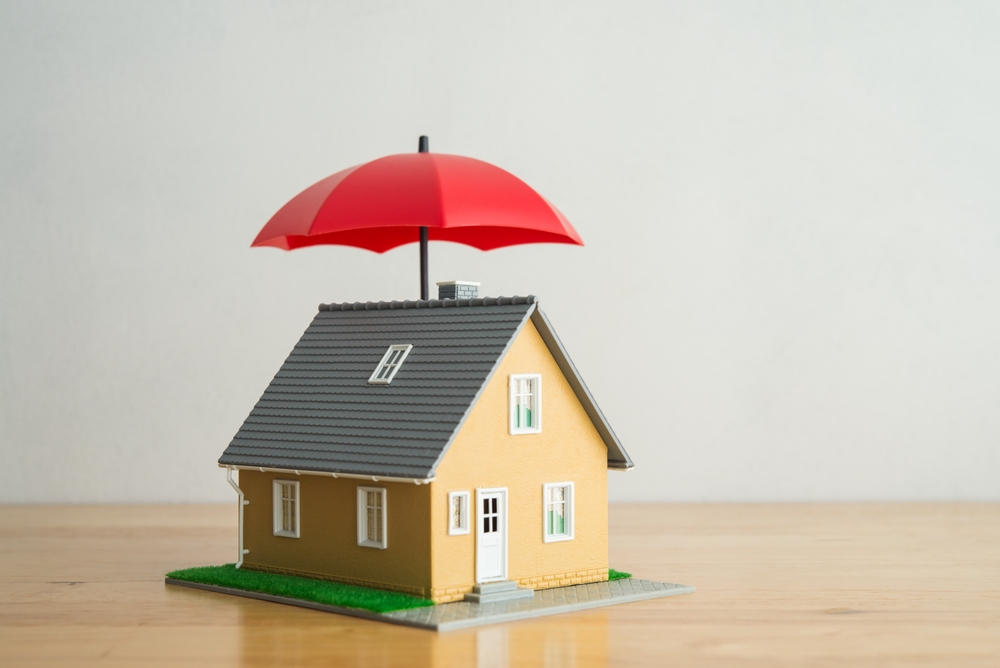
436;280;480;300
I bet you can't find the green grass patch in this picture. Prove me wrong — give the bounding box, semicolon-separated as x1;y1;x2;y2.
608;568;632;581
166;564;434;613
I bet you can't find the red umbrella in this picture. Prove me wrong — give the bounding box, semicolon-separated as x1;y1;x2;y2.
253;137;583;299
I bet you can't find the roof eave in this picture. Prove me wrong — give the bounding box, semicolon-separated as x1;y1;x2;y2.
530;307;635;471
218;463;435;485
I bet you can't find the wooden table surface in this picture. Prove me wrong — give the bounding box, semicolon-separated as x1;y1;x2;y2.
1;503;997;667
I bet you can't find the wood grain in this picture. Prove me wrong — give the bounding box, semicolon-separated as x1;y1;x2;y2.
1;503;997;667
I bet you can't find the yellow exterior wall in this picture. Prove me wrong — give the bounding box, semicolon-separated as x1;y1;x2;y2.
428;318;609;602
240;470;432;598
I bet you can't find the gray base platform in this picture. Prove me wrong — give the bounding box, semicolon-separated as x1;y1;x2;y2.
165;577;694;631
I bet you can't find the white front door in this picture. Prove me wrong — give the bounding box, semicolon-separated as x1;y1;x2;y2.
476;488;507;583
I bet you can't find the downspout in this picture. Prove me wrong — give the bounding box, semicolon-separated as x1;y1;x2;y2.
226;466;249;568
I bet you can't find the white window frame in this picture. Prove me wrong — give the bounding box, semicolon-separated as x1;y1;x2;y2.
272;479;300;538
542;482;574;543
357;486;388;549
368;344;413;385
508;373;542;435
448;491;471;536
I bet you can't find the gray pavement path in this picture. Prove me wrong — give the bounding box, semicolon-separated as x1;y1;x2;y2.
165;577;694;632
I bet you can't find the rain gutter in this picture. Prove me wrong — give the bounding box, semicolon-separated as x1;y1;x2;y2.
226;467;249;568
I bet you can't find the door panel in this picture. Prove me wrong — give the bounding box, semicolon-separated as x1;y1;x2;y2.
476;488;507;583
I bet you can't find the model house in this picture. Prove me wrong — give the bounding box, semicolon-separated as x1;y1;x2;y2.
218;282;633;604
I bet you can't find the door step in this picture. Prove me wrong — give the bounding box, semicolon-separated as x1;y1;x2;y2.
464;580;535;604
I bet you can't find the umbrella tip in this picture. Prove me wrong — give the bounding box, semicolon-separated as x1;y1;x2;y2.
418;136;429;153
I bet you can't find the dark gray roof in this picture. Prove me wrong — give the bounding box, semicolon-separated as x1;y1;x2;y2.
219;296;632;479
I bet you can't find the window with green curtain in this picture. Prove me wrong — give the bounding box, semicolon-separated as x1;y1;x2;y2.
514;377;535;428
545;485;567;536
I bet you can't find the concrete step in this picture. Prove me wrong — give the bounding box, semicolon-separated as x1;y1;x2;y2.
464;580;535;604
474;580;519;594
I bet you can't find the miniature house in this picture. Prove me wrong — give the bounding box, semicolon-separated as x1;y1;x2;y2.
219;282;633;604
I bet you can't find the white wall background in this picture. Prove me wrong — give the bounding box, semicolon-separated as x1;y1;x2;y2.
2;1;998;503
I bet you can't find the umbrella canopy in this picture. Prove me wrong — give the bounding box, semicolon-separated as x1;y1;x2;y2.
254;152;583;253
253;137;583;299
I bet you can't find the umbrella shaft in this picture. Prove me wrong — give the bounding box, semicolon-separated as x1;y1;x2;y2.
420;227;429;300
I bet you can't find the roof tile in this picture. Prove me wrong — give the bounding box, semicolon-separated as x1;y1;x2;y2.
219;299;535;478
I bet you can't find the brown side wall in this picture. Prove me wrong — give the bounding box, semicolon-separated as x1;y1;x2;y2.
428;319;610;603
239;470;432;598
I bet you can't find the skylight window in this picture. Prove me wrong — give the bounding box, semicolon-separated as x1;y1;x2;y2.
368;344;413;385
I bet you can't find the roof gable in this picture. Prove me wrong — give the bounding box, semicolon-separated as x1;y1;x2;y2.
218;296;632;479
